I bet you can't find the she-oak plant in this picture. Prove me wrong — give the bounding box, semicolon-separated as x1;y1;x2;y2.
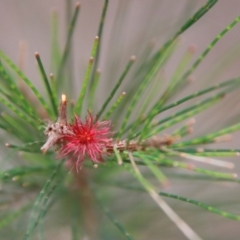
1;0;240;239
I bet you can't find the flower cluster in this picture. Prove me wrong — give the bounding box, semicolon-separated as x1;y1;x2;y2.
41;95;112;169
58;114;111;169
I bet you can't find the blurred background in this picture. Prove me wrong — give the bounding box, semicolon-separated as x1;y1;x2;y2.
1;0;240;85
1;0;240;239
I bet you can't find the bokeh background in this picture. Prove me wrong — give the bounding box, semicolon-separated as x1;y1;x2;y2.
1;0;240;239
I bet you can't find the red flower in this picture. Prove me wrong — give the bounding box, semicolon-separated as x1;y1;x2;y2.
58;113;111;169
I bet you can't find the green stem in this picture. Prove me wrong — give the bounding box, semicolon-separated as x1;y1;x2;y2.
35;52;58;117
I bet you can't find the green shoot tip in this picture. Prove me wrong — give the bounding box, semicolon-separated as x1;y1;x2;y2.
196;148;204;153
214;134;232;143
187;76;195;83
130;55;136;62
186;118;196;126
75;2;81;8
61;94;67;103
188;44;197;54
12;176;19;181
22;182;29;187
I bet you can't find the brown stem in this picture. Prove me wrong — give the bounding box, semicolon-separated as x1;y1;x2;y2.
73;169;98;239
105;135;178;153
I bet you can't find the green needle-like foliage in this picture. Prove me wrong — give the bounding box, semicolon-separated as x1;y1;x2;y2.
1;1;240;239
